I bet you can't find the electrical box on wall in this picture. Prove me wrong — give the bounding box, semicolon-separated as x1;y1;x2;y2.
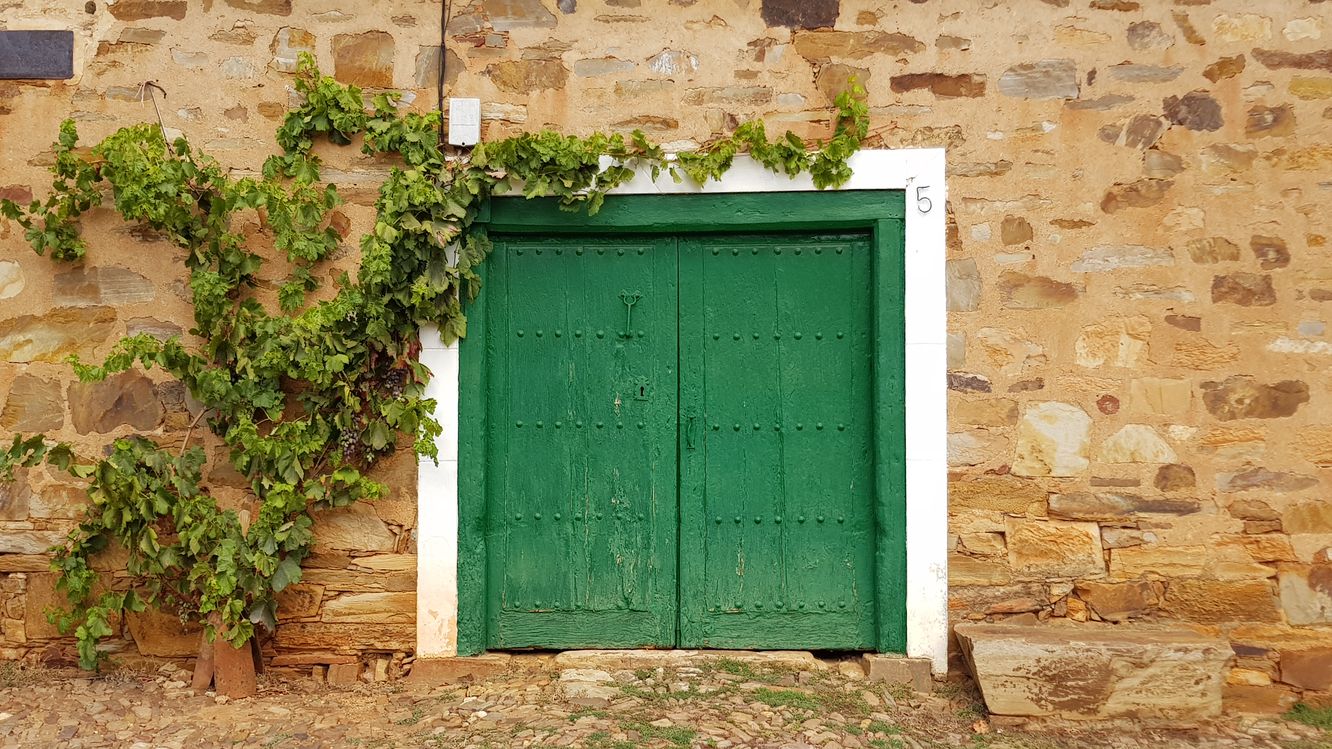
448;98;481;147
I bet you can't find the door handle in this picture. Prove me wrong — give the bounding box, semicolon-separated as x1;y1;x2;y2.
686;415;698;450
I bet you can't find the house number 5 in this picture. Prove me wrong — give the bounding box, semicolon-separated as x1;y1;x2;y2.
915;186;932;214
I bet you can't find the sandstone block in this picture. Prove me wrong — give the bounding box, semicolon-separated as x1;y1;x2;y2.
1213;13;1271;42
1071;245;1172;272
1284;502;1332;533
1006;519;1103;578
1218;468;1318;494
945;258;980;312
487;59;569;94
311;503;397;552
948;372;992;393
1203;55;1246;82
108;0;187;20
482;0;557;30
1281;648;1332;691
0;261;23;300
791;30;924;62
1108;64;1183;83
1223;684;1300;714
863;655;932;693
949;477;1044;513
54;267;155;306
1074;581;1161;622
23;573;68;640
0;470;30;521
1049;492;1199;522
998;272;1080;309
1128;378;1190;416
1246;105;1296;137
327;662;360;684
952;398;1018;427
1164;91;1223;132
975;327;1044;375
1212;273;1276;306
1012;402;1091;477
0;530;66;555
275;584;324;620
125;608;203;657
1250;235;1290;270
320;592;414;623
270;27;315;73
1097;425;1176;464
69;371;165;434
1110;546;1209;579
1291;77;1332;99
1185;237;1241;264
1294;427;1332;466
1154;464;1196;492
955;623;1231;720
0;307;116;363
275;623;414;652
333;31;395;88
1;374;65;432
1160;579;1282;624
1100;180;1172;213
950;553;1013;586
997;59;1078;100
1278;565;1332;624
1201;377;1308;420
948;430;1004;467
408;653;512;684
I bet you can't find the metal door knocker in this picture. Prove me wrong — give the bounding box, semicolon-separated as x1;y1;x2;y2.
619;290;641;339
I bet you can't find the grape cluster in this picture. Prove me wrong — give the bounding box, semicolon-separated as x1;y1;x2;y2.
383;368;407;399
338;419;363;463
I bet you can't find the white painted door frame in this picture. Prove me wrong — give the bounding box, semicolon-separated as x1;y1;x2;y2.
416;148;949;672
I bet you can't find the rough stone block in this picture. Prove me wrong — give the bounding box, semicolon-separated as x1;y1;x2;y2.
1005;519;1103;578
1280;648;1332;691
955;623;1231;720
863;655;932;693
326;662;360;685
1223;684;1301;714
407;653;512;684
1279;565;1332;624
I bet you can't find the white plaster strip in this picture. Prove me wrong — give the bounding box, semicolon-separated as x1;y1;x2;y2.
416;148;950;672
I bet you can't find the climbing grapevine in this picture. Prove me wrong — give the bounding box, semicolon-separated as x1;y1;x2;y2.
0;52;869;669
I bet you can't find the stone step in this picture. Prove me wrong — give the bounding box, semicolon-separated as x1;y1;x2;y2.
955;623;1232;722
552;649;823;670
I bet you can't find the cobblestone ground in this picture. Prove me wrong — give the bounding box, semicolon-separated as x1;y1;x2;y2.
0;657;1326;749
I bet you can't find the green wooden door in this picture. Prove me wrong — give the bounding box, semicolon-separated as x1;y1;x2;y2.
485;235;679;648
678;233;877;649
483;230;879;650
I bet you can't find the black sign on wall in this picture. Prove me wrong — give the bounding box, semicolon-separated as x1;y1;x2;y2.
0;30;75;80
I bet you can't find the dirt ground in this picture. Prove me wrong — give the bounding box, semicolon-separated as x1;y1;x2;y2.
0;656;1327;749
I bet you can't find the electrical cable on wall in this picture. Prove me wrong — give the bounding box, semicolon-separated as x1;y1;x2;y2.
438;0;452;154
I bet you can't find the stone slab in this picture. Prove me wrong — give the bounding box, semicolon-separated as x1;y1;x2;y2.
863;655;933;693
552;649;821;670
407;653;512;685
955;623;1231;720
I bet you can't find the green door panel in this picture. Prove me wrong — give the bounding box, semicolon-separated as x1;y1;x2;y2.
678;233;877;649
485;235;678;648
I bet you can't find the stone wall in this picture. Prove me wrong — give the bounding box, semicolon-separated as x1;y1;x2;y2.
1;0;1329;706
